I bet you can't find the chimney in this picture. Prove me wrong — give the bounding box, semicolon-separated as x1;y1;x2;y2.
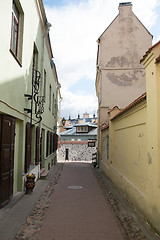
119;2;132;16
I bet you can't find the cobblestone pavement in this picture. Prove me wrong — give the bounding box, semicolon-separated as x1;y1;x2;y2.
14;163;160;240
14;164;63;240
93;167;160;240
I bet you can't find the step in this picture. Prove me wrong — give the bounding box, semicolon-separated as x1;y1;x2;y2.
40;168;45;175
40;169;49;178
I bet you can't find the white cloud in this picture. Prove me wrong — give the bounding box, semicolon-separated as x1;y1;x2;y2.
45;0;159;118
61;89;98;118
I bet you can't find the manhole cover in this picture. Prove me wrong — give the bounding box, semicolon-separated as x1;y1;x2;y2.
67;186;83;189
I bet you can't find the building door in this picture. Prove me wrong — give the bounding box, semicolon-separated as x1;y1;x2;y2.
40;134;42;168
25;123;32;173
0;115;15;208
35;126;40;165
65;148;69;161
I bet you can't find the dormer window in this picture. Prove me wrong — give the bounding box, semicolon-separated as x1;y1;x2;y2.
76;126;88;133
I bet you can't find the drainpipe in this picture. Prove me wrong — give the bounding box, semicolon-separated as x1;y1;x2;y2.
40;22;52;138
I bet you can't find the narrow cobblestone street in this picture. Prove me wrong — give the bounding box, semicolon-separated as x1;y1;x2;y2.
0;162;159;240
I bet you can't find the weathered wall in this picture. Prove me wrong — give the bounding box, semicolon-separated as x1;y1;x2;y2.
58;141;96;161
100;96;160;234
100;100;150;225
96;3;152;126
142;42;160;232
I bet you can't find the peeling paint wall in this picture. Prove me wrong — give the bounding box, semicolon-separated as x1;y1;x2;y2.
97;3;152;123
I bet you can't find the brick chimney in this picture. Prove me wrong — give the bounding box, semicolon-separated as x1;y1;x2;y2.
119;2;132;16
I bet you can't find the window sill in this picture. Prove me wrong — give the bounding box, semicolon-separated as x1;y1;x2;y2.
10;49;22;67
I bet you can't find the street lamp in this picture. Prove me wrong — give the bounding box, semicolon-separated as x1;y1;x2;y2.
54;117;66;130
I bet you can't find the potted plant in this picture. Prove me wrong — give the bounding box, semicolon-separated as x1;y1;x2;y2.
25;173;35;193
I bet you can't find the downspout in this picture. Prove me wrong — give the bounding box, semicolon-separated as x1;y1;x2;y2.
39;32;45;138
40;22;52;138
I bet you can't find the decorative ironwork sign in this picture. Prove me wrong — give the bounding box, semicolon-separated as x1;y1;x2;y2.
24;69;45;124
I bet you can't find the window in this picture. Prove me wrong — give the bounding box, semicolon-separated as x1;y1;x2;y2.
106;134;109;159
33;44;38;73
76;126;88;133
10;0;24;64
49;85;52;110
88;140;96;147
52;94;55;115
43;70;46;99
53;133;58;152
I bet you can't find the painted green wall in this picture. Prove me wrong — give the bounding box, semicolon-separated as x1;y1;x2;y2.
0;0;59;193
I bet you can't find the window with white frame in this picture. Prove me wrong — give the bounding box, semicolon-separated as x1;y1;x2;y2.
52;93;55;115
10;0;24;64
77;126;88;133
49;84;52;111
43;69;46;99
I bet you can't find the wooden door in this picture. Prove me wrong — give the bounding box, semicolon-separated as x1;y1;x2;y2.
25;123;32;173
0;115;15;208
40;134;42;168
35;126;40;165
65;148;69;161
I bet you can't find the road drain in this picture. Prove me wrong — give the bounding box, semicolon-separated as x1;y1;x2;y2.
67;186;83;189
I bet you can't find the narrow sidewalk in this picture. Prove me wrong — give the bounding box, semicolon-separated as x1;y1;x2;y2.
38;162;124;240
0;163;63;240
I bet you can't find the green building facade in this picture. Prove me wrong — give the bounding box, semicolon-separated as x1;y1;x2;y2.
0;0;61;207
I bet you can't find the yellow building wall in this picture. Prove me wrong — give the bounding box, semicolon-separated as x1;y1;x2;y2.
99;39;160;234
143;50;160;232
101;92;160;233
100;101;153;229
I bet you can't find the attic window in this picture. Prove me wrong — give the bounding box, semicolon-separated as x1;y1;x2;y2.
77;126;88;133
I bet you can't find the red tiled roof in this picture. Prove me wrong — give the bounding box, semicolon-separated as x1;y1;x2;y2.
108;106;121;113
100;123;109;131
140;40;160;63
111;93;146;120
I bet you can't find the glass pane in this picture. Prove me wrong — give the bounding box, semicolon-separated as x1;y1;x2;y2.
13;2;19;21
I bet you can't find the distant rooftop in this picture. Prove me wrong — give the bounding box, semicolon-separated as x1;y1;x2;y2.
60;127;97;136
74;122;97;128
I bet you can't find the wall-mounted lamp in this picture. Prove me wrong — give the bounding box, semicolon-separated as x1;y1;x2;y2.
54;117;66;130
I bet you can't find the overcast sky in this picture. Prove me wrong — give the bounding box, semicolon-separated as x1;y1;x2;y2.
43;0;160;119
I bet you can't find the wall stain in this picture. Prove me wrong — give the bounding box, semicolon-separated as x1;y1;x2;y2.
147;152;152;165
106;69;143;87
106;56;129;68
